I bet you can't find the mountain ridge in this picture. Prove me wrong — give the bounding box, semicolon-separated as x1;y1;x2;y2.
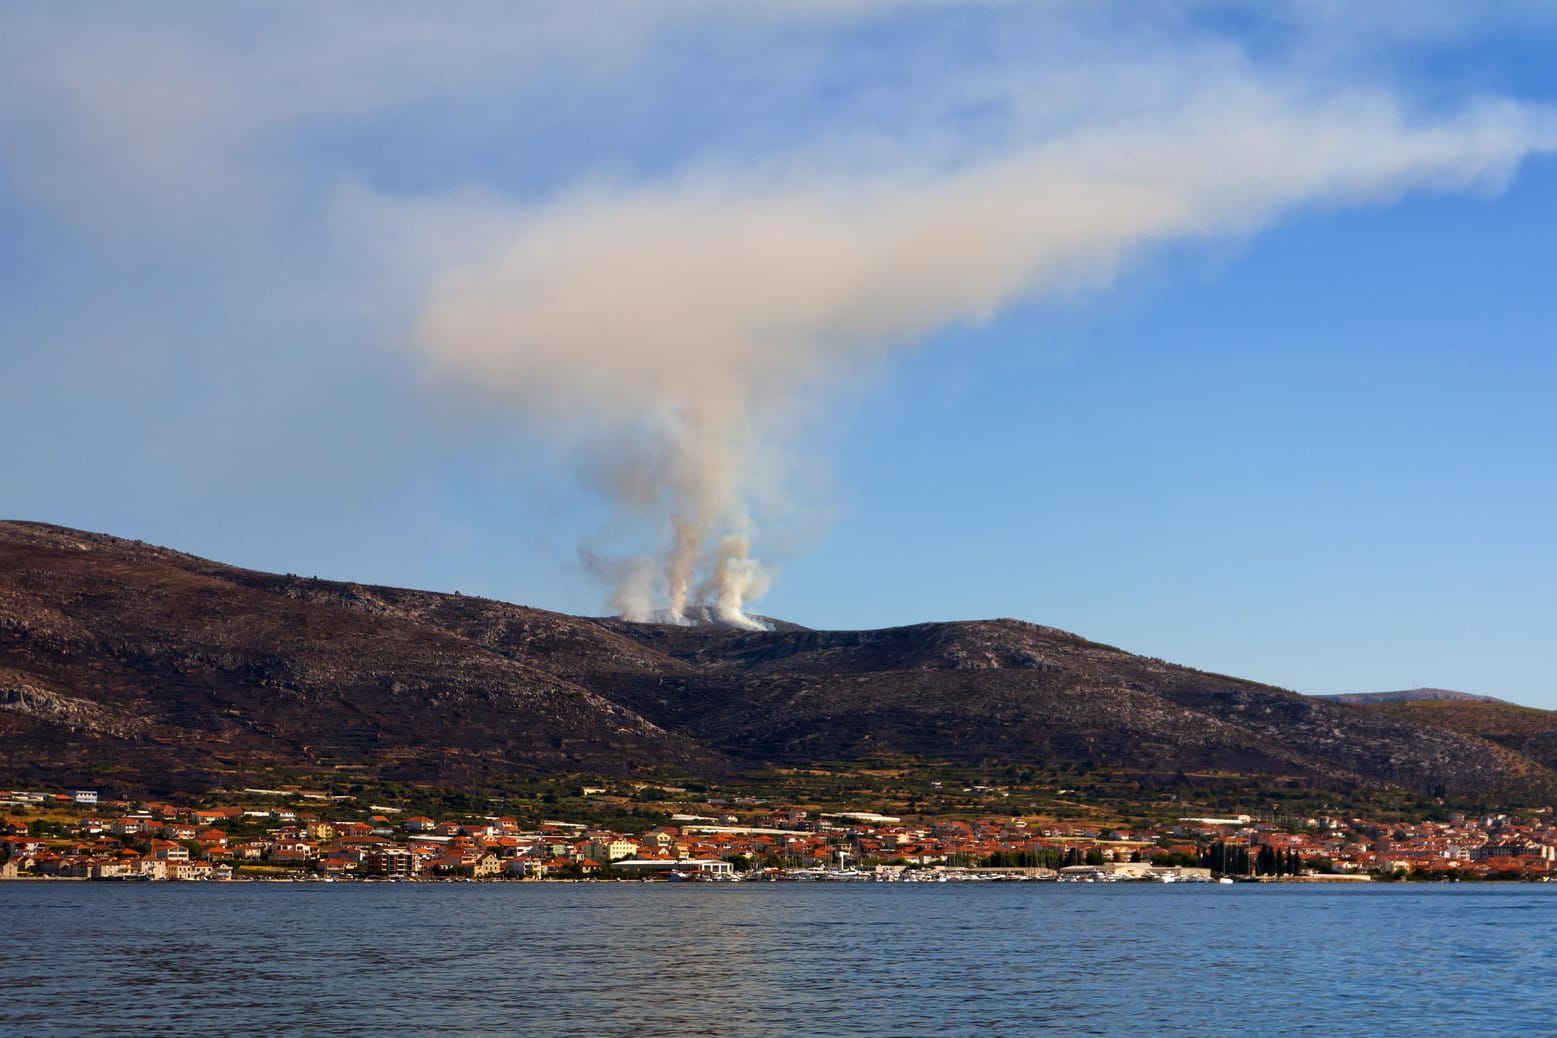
1;520;1550;801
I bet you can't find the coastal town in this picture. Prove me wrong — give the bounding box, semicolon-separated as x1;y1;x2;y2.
3;783;1554;883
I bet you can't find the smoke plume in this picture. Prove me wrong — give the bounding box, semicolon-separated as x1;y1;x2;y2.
412;86;1556;625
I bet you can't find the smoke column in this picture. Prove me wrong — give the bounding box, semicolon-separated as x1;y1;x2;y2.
412;85;1556;625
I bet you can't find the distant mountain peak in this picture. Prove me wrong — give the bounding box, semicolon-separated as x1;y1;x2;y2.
1313;688;1510;706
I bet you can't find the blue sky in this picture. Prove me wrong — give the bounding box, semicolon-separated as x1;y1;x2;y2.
3;3;1555;705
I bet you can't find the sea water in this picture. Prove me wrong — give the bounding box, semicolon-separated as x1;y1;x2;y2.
2;883;1551;1036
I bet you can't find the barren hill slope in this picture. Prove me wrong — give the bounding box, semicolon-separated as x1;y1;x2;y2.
587;618;1540;795
1339;698;1557;774
1;521;1549;800
0;522;712;793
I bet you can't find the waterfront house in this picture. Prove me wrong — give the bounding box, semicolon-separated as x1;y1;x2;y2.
150;839;189;862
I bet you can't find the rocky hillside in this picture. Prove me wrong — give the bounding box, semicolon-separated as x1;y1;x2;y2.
1337;698;1557;775
581;620;1536;795
0;522;713;793
1;521;1550;800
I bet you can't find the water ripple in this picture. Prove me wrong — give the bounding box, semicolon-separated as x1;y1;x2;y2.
1;883;1552;1036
